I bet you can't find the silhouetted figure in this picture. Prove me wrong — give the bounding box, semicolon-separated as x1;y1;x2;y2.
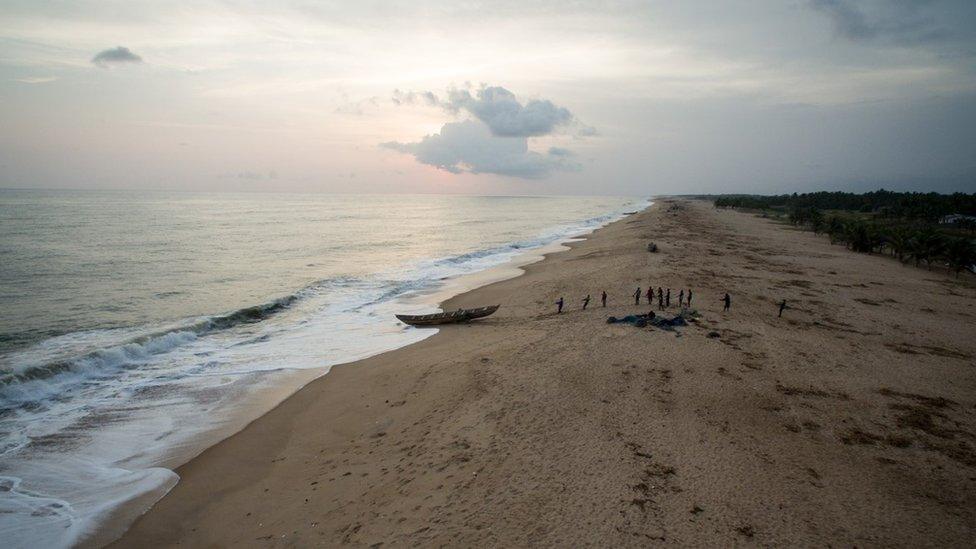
778;299;787;317
646;286;653;305
657;287;663;301
658;293;664;311
687;289;693;307
678;289;684;307
633;287;641;306
583;294;591;310
601;290;607;307
556;297;564;314
666;289;671;308
723;293;731;312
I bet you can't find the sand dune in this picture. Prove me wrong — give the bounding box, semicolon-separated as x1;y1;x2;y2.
114;198;976;547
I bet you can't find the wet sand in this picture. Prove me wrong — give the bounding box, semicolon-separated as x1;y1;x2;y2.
113;198;976;547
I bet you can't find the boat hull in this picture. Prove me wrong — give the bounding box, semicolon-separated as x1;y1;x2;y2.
396;305;500;327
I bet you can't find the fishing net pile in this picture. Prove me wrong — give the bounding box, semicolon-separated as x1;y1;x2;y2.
606;309;699;330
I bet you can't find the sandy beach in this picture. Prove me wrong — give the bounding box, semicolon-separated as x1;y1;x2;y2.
113;198;976;547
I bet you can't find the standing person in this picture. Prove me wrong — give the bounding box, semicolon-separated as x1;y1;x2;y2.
778;299;787;317
556;297;564;314
646;286;653;305
633;287;641;306
658;292;664;311
601;290;607;308
722;293;731;312
687;289;693;307
582;294;591;310
666;289;671;308
678;289;685;308
657;287;663;303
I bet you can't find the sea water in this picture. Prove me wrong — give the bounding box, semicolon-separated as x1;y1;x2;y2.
0;190;645;547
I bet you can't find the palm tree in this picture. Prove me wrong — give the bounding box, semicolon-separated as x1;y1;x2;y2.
945;237;976;276
867;224;885;253
827;216;844;244
957;218;976;235
841;220;883;253
886;227;912;263
909;228;945;269
788;208;807;226
809;208;825;234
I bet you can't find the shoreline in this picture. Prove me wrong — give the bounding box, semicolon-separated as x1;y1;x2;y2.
115;198;975;547
83;202;647;547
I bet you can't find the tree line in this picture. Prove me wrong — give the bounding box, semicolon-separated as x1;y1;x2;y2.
713;189;976;222
712;190;976;276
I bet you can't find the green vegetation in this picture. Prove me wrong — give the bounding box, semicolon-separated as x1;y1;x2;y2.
713;190;976;221
712;190;976;276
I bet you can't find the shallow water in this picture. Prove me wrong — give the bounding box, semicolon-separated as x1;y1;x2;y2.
0;190;645;547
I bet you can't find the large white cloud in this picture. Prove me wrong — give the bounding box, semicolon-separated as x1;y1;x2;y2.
395;85;582;138
444;86;573;137
385;85;589;179
382;120;579;179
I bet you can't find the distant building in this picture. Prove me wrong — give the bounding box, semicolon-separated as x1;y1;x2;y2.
940;214;976;225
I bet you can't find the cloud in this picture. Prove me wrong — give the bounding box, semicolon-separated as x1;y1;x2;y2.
393;85;586;138
14;76;58;84
808;0;968;47
91;46;143;68
444;86;573;137
547;147;574;157
809;0;876;41
335;96;379;116
382;120;578;179
385;85;588;178
575;124;598;138
392;89;439;107
218;170;278;180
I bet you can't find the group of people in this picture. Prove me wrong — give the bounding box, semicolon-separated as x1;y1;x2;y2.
555;290;788;317
555;287;710;313
629;286;693;310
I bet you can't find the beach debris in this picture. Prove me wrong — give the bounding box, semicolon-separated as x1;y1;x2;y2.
651;315;687;330
736;524;755;538
607;313;652;326
651;308;699;330
607;309;699;331
707;331;721;338
647;242;659;253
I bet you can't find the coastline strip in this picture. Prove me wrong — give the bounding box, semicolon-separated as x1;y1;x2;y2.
114;199;976;547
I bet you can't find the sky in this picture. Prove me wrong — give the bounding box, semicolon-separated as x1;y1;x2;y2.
1;0;975;196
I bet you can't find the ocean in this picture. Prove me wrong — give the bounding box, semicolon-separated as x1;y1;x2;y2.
0;190;645;547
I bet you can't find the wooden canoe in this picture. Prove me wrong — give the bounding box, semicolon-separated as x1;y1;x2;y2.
396;305;500;327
